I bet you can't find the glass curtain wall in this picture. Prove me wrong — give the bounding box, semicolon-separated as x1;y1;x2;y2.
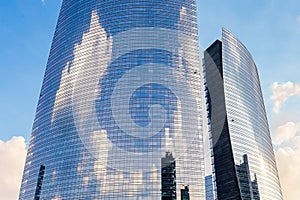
19;0;205;199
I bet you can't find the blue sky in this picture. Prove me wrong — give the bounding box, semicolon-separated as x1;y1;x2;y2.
0;1;299;199
0;1;61;141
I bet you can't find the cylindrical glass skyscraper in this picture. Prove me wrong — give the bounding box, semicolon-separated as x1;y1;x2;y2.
19;0;205;199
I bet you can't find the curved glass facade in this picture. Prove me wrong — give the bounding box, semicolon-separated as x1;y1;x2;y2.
222;28;282;200
19;0;205;199
204;28;282;200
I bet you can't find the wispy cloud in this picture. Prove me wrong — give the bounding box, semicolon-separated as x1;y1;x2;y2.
273;121;300;200
268;81;300;199
0;137;27;200
271;82;300;112
297;15;300;23
273;121;300;145
41;0;45;5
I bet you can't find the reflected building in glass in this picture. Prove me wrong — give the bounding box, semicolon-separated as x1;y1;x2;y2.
204;28;282;200
19;0;205;199
205;175;214;200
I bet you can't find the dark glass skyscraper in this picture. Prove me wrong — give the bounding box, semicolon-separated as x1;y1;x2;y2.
19;0;205;199
204;28;282;200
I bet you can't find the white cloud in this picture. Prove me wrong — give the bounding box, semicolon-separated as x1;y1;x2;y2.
276;139;300;200
41;0;45;5
0;137;27;200
273;121;300;200
273;121;300;145
271;82;300;112
297;15;300;22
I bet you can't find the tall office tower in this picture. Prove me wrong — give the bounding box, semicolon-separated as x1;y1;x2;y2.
236;155;260;200
205;175;214;200
19;0;205;199
204;28;282;200
161;152;176;200
181;185;190;200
